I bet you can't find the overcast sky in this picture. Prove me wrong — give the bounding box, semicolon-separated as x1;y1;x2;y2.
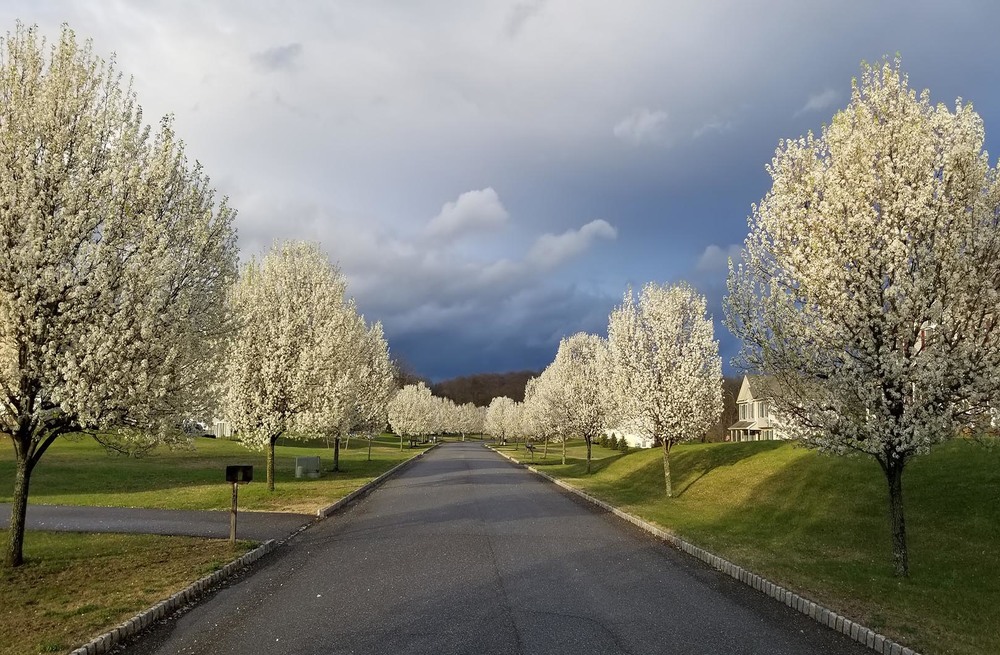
7;2;1000;380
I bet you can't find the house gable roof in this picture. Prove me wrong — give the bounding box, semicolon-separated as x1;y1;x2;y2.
738;374;780;402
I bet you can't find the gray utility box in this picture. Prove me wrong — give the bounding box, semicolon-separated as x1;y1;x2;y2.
295;456;322;479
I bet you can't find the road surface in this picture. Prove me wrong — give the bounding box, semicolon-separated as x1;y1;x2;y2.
121;442;870;655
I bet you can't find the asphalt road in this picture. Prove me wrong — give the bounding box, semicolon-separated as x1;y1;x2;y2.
121;442;870;655
0;503;313;542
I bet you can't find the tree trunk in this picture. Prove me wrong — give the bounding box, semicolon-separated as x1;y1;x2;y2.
542;438;548;459
662;441;673;497
461;432;466;442
883;457;909;577
561;437;566;465
267;435;278;492
368;435;373;461
6;455;33;567
585;437;592;474
344;434;351;451
333;436;341;472
400;434;405;451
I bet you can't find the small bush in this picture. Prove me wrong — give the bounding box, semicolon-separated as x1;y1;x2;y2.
618;436;629;453
599;434;608;448
608;434;618;449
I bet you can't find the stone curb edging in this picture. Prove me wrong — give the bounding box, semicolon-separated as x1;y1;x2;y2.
316;442;440;517
487;446;921;655
67;538;278;655
66;443;439;655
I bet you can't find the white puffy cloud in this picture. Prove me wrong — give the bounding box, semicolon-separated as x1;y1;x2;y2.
695;243;743;274
693;116;735;139
527;220;618;268
613;108;669;145
796;88;839;116
425;187;509;241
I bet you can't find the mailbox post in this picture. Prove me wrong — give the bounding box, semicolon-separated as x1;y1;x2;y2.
225;465;253;546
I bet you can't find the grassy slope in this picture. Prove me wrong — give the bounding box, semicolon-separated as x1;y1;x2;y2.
0;433;429;513
502;439;1000;655
0;531;253;655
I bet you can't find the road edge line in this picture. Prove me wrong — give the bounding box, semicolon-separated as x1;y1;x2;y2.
486;446;920;655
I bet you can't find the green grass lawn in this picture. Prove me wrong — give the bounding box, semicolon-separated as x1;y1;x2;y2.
501;438;1000;655
0;530;253;655
0;433;430;513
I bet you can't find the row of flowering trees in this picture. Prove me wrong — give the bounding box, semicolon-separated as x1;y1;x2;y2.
484;283;723;497
0;26;401;566
387;383;485;447
221;242;396;491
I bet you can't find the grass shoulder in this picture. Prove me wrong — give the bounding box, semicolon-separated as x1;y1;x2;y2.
0;530;253;655
0;433;431;513
499;438;999;655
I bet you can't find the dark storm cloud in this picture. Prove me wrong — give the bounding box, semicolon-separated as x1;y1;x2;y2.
11;2;1000;379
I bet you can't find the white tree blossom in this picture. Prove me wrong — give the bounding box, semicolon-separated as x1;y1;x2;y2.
542;333;614;472
455;402;485;441
0;25;238;566
484;396;516;445
725;58;1000;576
523;368;563;461
346;322;395;461
387;382;435;450
221;241;354;490
608;283;721;496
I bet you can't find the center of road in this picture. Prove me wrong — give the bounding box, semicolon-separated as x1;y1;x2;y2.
124;442;870;655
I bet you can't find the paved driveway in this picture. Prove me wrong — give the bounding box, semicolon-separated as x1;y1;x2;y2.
123;442;870;655
0;503;313;542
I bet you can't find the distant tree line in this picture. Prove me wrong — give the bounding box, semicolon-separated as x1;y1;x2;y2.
431;370;540;407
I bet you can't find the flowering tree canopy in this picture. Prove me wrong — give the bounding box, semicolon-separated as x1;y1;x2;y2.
609;282;721;496
388;382;436;449
725;59;1000;576
484;396;516;445
544;333;613;472
222;241;355;490
0;25;238;566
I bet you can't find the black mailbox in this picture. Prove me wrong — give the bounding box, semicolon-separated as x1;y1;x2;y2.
226;465;253;484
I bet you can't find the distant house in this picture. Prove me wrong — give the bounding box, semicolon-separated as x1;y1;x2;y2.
213;418;235;439
727;375;786;442
605;420;655;449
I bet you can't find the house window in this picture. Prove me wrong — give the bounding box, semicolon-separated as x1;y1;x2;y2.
739;403;746;420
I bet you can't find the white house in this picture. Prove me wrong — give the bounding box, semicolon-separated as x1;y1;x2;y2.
605;420;655;449
727;375;786;442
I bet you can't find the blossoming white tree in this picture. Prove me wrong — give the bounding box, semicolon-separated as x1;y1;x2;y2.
544;333;614;472
297;306;366;472
0;25;238;566
346;322;395;461
387;382;435;449
524;363;571;463
725;59;1000;577
456;402;485;441
484;396;516;445
222;241;353;491
608;283;721;496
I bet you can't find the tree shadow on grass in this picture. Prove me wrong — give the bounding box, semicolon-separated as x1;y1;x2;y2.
673;441;786;498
